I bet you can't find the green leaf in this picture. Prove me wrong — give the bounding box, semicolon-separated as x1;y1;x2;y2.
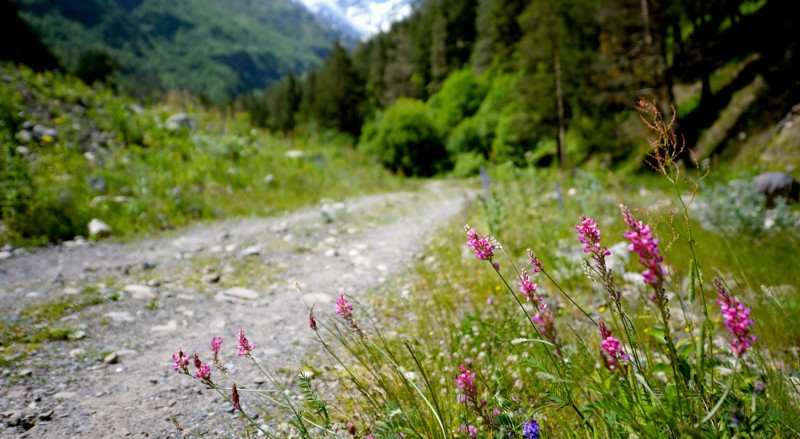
648;325;667;344
689;259;697;302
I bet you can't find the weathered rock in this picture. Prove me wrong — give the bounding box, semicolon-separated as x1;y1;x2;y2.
103;353;120;364
15;130;32;144
69;330;87;340
241;245;261;256
222;287;259;300
123;284;155;300
165;113;195;131
105;311;135;323
53;392;77;400
69;348;87;358
203;273;221;284
754;171;799;207
0;250;12;260
87;219;111;238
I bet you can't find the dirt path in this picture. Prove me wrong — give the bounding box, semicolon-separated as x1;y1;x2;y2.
0;181;473;438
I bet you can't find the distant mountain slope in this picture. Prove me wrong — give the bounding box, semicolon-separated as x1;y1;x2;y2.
12;0;355;101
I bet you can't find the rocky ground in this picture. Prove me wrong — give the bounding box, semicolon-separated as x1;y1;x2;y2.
0;181;473;438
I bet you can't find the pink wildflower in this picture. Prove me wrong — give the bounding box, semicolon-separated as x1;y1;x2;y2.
465;225;495;261
171;349;189;372
532;309;561;358
599;321;628;371
455;364;477;402
458;424;478;438
576;215;610;256
335;291;353;319
335;291;363;337
526;249;543;273
211;337;223;358
715;279;756;357
621;205;665;289
231;383;241;410
195;363;211;381
518;268;539;303
236;329;256;357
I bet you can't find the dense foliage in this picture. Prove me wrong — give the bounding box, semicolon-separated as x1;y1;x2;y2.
9;0;351;102
251;0;799;175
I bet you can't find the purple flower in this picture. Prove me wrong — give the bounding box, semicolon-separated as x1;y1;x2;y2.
171;349;189;372
576;215;610;256
458;424;478;438
715;279;756;357
335;291;353;319
527;249;543;273
335;291;364;337
465;225;495;261
522;419;540;439
236;329;256;357
518;268;540;303
195;363;211;381
599;321;628;371
346;422;357;436
211;337;223;357
621;205;665;289
455;364;477;403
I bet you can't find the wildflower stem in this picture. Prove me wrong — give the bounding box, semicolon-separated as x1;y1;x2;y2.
540;269;597;326
490;261;585;423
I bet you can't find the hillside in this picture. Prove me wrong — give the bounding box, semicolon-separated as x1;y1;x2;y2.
10;0;355;102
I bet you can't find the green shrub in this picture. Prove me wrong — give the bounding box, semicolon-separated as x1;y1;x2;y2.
359;98;447;176
425;69;488;138
451;151;487;178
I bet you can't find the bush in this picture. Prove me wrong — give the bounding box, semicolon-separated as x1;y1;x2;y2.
425;69;488;139
359;98;447;176
451;151;487;178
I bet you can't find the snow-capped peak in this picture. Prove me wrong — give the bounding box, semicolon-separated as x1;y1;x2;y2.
295;0;415;38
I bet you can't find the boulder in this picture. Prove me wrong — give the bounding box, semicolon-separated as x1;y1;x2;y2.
165;113;195;131
754;171;799;207
87;219;111;238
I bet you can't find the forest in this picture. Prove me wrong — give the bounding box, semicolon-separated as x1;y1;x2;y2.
243;0;799;175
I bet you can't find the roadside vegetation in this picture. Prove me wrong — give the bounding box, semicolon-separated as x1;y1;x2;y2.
0;64;403;247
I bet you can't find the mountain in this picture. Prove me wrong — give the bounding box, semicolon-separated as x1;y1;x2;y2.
294;0;416;38
10;0;357;102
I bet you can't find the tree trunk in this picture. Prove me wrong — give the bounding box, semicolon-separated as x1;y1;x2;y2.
554;48;567;168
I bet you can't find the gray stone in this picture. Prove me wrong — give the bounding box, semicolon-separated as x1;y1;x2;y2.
53;392;77;400
103;353;120;364
116;349;138;357
105;311;135;323
241;245;261;256
203;273;221;284
754;171;799;207
68;348;87;358
15;146;30;155
87;219;111;238
69;330;86;340
123;284;155;300
0;251;12;260
165;113;195;131
223;287;260;300
17;369;32;377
